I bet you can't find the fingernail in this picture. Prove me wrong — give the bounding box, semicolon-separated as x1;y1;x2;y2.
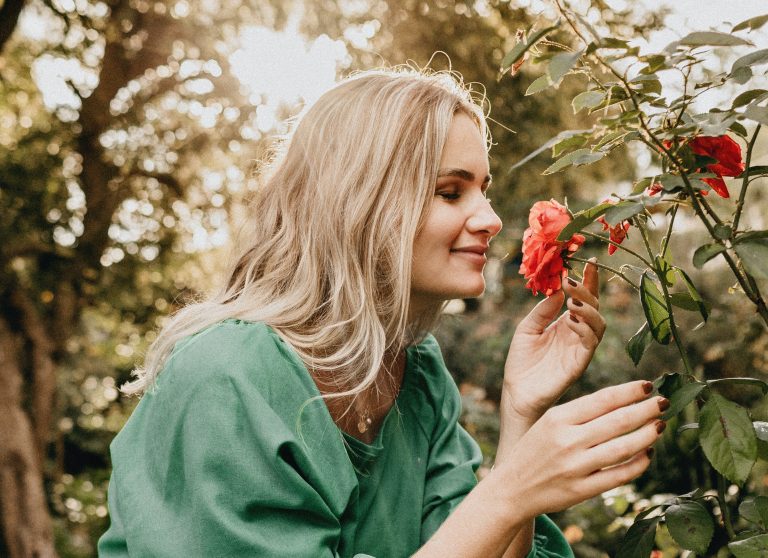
642;381;653;394
567;278;578;287
646;447;655;459
658;397;670;412
656;420;667;434
570;314;579;323
572;299;583;307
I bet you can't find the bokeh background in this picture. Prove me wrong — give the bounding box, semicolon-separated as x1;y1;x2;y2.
1;0;767;556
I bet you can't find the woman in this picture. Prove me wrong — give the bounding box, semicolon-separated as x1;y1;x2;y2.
98;69;665;557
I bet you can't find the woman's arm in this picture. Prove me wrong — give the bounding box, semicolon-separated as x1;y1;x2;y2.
414;380;664;558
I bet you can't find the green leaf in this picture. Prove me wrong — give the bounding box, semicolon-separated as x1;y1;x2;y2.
632;177;655;195
673;267;709;322
680;31;752;47
732;65;754;85
556;202;614;241
732;89;768;109
665;500;714;554
543;148;605;175
594;130;629;151
733;50;768;72
640;272;671;344
572;90;605;113
557;203;613;242
654;372;683;397
730;534;768;558
693;243;726;269
713;224;733;240
733;13;768;33
700;392;757;484
500;22;561;72
657;173;686;193
669;292;712;317
734;240;768;279
737;166;768;179
548;50;584;85
739;496;768;529
735;230;768;243
626;322;652;366
616;517;659;558
707;378;768;395
664;381;706;420
525;75;551;96
744;104;768;126
552;134;589;157
604;201;644;226
731;121;749;137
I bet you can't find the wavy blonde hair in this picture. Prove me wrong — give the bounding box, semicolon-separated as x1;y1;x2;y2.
123;68;488;402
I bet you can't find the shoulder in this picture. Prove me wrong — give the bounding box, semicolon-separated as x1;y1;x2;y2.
157;319;310;396
407;334;463;431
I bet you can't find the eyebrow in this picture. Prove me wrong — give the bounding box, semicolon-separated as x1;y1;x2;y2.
437;168;492;186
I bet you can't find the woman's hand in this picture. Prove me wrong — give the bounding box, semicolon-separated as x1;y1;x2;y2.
501;259;606;430
494;380;665;518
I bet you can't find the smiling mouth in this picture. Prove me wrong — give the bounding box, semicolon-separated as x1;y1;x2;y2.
450;248;487;264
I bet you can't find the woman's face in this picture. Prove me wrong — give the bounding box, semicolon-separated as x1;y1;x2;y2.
410;112;503;309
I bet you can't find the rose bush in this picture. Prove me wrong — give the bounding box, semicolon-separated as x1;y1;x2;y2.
502;4;768;556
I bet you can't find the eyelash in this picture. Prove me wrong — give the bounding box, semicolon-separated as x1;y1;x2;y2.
436;189;491;202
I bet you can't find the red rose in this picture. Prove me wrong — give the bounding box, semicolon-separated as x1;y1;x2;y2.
597;215;631;255
688;135;744;198
520;199;585;296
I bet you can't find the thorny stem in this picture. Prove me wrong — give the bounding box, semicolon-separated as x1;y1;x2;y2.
569;255;639;290
555;1;768;329
580;230;653;268
660;204;678;259
638;225;694;376
733;124;761;231
718;474;737;540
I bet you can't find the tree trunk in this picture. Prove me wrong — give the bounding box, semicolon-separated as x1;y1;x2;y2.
0;318;57;558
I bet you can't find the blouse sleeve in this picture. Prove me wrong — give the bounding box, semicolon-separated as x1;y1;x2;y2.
418;339;484;543
416;337;574;558
99;322;359;558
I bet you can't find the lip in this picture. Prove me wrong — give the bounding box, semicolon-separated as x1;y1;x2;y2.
450;245;488;264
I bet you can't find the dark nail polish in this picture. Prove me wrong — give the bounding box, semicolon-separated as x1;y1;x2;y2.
642;381;653;394
567;278;578;287
570;314;579;323
658;397;670;412
573;299;583;307
656;420;667;434
646;447;655;459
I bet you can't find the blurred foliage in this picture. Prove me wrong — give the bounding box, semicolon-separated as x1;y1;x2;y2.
4;0;765;556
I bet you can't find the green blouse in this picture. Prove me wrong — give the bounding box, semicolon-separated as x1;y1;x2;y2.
98;319;572;557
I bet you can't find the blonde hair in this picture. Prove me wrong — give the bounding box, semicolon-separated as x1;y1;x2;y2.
123;68;488;403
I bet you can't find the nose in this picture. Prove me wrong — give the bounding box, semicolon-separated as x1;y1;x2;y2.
467;197;503;237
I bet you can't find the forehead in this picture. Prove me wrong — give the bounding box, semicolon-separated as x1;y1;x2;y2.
439;112;489;175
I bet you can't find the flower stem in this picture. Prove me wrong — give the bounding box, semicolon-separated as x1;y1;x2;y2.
638;225;694;376
660;204;678;259
718;474;737;540
580;230;653;268
734;124;761;231
569;256;639;290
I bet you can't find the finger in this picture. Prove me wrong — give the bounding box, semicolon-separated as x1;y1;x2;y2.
557;381;654;425
577;449;651;498
580;396;666;448
583;257;599;299
563;276;599;311
566;299;606;340
564;312;600;347
516;290;565;335
585;419;663;471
